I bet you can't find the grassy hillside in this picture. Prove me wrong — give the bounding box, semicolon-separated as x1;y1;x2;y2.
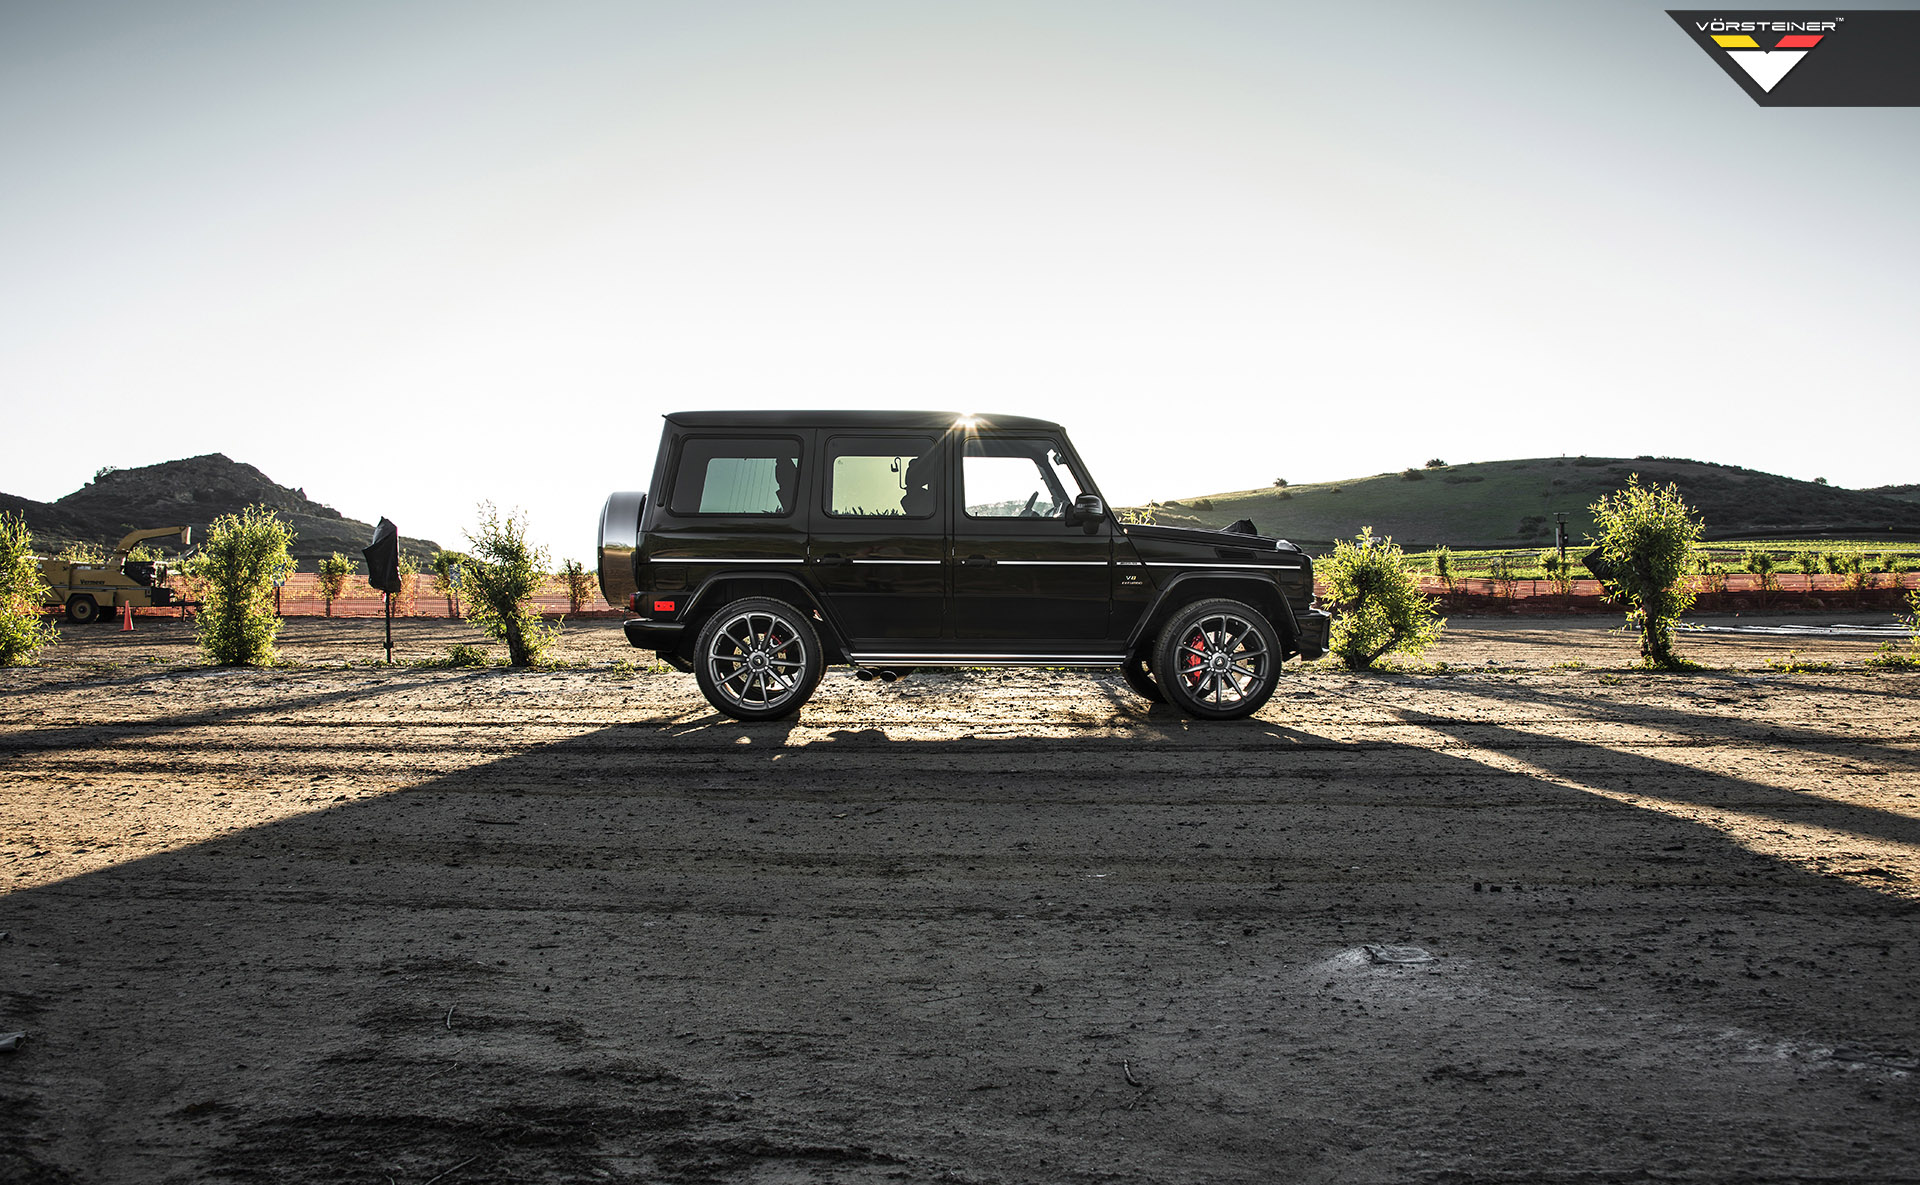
1141;457;1920;549
4;454;441;565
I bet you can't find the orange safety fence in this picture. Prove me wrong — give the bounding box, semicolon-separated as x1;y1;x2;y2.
96;569;1920;620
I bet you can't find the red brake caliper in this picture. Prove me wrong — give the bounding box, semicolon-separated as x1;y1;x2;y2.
1184;630;1206;686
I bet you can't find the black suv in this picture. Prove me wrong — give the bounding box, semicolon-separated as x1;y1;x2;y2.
599;411;1329;721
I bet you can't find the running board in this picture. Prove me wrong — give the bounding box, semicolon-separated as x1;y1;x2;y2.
847;653;1128;669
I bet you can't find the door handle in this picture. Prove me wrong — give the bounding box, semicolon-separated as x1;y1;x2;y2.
815;554;848;566
961;555;995;566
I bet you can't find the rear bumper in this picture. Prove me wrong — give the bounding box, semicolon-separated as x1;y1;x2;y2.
1294;608;1331;660
622;618;685;649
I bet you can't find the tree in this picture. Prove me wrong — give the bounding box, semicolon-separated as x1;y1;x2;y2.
560;559;596;614
429;549;468;617
1272;478;1288;488
1588;477;1703;668
317;552;355;617
0;512;58;667
1432;547;1456;601
186;506;295;666
461;503;556;666
1321;527;1446;670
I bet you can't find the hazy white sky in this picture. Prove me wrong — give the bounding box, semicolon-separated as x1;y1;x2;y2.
4;0;1917;558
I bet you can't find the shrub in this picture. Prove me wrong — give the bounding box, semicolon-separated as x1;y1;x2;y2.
1272;478;1288;488
1402;467;1425;481
186;506;295;666
560;559;597;614
392;552;420;616
1433;547;1456;596
445;643;491;667
1821;552;1845;575
1744;549;1778;589
1425;458;1447;469
461;503;557;667
317;552;355;617
1790;550;1819;576
1192;497;1215;511
1321;527;1446;670
429;549;469;617
1590;478;1704;668
1693;552;1728;596
1539;550;1574;598
0;512;58;667
1486;554;1518;599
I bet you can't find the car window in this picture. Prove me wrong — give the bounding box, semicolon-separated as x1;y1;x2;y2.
826;435;941;518
669;436;802;516
961;437;1083;518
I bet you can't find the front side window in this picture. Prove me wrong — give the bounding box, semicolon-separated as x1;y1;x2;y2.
669;436;802;516
826;435;941;518
961;437;1084;518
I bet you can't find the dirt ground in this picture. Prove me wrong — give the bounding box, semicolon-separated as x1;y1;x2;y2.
3;614;1918;1184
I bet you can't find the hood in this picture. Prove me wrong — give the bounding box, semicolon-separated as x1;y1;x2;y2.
1121;522;1302;554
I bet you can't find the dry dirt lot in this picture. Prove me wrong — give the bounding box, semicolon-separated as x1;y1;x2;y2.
3;615;1918;1184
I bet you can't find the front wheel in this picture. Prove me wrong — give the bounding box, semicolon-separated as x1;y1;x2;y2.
1150;598;1281;720
66;595;100;625
692;597;824;722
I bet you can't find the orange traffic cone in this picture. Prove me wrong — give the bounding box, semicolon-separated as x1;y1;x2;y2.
120;603;134;632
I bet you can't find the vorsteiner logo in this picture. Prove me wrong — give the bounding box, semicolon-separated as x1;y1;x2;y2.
1668;11;1920;105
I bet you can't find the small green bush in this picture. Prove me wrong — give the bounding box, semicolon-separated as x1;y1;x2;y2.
1591;477;1703;669
1790;550;1819;576
317;552;355;617
0;512;58;667
1425;458;1447;469
1322;527;1446;670
1821;552;1845;575
1433;547;1455;595
1402;467;1425;481
461;503;557;667
446;643;491;667
1539;550;1574;598
186;506;296;666
560;559;597;614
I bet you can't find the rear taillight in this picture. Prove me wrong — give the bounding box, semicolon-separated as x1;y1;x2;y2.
653;600;676;614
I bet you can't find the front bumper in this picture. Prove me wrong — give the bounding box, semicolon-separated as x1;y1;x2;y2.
1294;608;1331;660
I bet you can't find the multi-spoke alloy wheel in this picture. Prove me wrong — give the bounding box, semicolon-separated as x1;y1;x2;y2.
692;597;824;721
1150;598;1282;720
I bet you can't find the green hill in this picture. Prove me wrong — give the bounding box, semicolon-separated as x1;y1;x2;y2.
1142;457;1920;550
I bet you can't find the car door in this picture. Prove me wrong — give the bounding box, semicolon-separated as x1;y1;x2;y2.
950;432;1112;642
807;432;947;643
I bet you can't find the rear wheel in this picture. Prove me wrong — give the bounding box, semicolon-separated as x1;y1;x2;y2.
692;597;823;721
1150;598;1281;720
65;595;99;625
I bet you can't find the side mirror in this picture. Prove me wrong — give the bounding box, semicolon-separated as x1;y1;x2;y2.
1066;493;1105;533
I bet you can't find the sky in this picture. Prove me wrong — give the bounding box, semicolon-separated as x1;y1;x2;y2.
3;0;1917;560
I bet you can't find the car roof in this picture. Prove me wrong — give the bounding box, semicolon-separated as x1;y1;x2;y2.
664;410;1065;432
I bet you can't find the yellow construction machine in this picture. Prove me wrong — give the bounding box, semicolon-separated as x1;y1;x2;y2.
40;526;192;623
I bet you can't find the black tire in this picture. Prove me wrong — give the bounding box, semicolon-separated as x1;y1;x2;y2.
65;595;99;625
692;597;824;721
1149;598;1282;720
1119;650;1164;703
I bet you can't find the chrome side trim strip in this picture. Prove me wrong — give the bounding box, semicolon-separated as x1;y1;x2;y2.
650;557;806;564
992;560;1110;566
1142;561;1303;570
848;558;942;565
848;652;1128;668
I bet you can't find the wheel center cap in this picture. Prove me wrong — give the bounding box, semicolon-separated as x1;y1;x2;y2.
1208;652;1231;673
748;652;770;672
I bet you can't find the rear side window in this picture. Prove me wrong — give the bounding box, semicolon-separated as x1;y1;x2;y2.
669;436;802;516
826;435;941;518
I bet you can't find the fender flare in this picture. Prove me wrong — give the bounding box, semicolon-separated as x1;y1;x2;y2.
1125;571;1303;653
677;570;854;657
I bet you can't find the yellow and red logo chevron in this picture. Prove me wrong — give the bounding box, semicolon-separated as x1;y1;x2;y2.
1708;30;1825;91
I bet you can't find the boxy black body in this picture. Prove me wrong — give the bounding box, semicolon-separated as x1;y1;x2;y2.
600;411;1329;720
